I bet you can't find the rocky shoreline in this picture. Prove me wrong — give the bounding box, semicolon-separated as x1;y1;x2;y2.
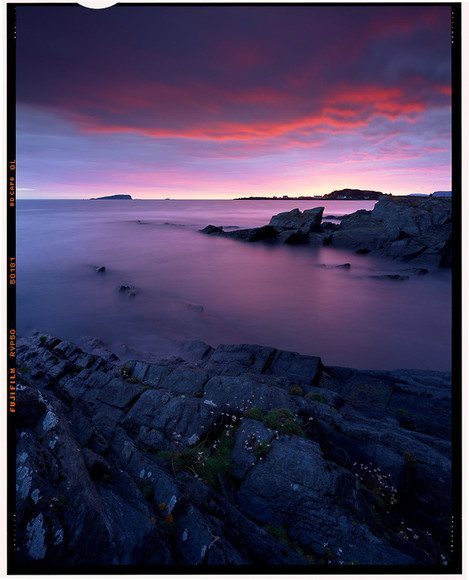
15;332;451;568
201;196;452;269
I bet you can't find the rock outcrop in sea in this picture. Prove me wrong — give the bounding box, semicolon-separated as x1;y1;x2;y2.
201;196;452;268
15;332;451;568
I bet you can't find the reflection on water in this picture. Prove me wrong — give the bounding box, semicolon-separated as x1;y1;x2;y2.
17;199;451;370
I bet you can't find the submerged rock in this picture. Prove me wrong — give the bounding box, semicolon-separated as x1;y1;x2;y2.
14;333;452;569
118;284;137;297
186;302;204;313
367;274;410;281
200;225;224;235
318;263;351;270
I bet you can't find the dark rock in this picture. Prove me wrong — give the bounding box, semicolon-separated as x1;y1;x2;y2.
200;195;451;270
79;336;119;363
269;207;324;232
367;274;410;281
236;435;410;564
176;340;213;362
331;197;451;268
225;225;279;242
318;263;351;270
200;225;224;235
82;448;112;480
14;333;452;568
186;303;204;313
231;418;275;480
320;221;339;231
268;208;302;228
283;230;310;245
95;266;106;273
118;284;137;297
16;384;47;428
405;268;429;276
200;207;326;247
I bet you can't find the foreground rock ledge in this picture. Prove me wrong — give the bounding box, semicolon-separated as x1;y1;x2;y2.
15;333;452;568
201;196;452;269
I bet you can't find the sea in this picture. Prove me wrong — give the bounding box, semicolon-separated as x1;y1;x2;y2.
16;199;452;371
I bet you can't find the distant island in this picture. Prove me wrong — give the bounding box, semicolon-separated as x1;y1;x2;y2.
235;188;387;201
90;194;133;200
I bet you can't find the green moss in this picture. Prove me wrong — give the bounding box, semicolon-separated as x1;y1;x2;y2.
289;384;304;396
244;407;264;421
197;434;234;487
156;433;236;489
264;408;304;436
245;407;305;437
170;447;201;474
39;335;47;345
305;392;327;404
155;450;172;460
253;440;272;459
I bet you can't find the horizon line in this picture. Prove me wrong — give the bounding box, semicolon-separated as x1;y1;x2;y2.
16;192;441;202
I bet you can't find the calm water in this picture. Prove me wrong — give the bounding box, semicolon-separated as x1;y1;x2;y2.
16;199;451;371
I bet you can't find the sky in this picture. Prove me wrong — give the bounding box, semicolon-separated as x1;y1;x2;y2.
16;4;452;199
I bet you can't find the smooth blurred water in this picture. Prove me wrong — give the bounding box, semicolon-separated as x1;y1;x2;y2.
16;199;451;370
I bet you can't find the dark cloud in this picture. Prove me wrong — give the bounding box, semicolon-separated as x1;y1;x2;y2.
15;4;452;197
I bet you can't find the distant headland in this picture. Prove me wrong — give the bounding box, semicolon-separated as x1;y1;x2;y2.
90;194;133;200
234;188;386;201
233;188;451;201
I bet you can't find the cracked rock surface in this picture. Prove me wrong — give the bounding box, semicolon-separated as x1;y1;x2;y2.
15;332;451;568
